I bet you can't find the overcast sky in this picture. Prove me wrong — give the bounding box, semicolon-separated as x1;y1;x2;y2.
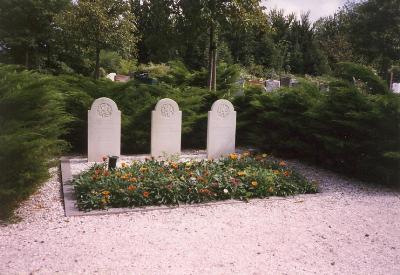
262;0;347;22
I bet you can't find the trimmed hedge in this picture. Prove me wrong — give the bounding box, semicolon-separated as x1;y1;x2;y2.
237;79;400;186
334;62;389;95
1;61;399;220
0;65;72;220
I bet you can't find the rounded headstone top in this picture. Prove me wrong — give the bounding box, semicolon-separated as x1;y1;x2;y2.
154;98;180;119
211;99;235;118
90;97;119;118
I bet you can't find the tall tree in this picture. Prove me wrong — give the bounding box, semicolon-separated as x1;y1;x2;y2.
345;0;400;76
202;0;265;91
56;0;137;79
0;0;69;69
314;11;354;66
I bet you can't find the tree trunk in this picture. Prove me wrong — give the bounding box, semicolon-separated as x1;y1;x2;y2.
212;45;217;92
208;22;215;91
25;47;29;68
95;47;100;80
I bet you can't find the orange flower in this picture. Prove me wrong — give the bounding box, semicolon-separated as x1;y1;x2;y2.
128;177;138;183
243;151;250;157
268;186;274;193
279;161;287;167
103;170;110;177
143;191;150;198
171;163;178;169
199;188;212;195
102;190;110;196
229;153;238;160
95;169;101;175
127;185;137;191
283;171;291;177
251;181;258;187
121;162;127;168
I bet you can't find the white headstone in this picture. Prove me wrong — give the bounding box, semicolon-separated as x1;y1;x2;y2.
392;83;400;93
265;79;281;92
151;98;182;158
88;97;121;162
106;73;116;81
207;99;236;159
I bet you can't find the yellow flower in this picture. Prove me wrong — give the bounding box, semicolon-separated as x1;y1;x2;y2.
121;162;127;168
229;153;238;160
262;153;268;158
251;181;258;187
237;171;247;177
139;167;148;172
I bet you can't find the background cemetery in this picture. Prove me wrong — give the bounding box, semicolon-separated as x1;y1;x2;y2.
0;0;399;220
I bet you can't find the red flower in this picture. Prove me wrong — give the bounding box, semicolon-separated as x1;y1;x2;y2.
143;191;150;198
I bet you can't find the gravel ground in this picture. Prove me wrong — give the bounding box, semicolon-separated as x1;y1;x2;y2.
1;158;399;275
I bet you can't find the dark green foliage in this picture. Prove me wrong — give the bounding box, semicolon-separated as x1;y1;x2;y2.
242;78;399;186
0;64;72;220
1;61;399;220
334;62;389;94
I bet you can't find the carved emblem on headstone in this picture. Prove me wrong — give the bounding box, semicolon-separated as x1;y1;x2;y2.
160;103;174;118
97;103;112;118
217;103;230;118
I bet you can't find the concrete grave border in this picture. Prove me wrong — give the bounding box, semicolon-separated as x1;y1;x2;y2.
60;152;310;217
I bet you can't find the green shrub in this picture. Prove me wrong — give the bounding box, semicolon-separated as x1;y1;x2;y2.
334;62;389;95
0;65;72;220
243;78;399;186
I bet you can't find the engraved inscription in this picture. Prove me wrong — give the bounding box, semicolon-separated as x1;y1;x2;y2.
97;103;112;118
216;103;230;118
160;103;175;118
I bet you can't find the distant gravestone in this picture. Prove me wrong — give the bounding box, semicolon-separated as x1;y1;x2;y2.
290;78;299;87
106;73;116;81
88;97;121;162
392;83;400;93
207;99;236;159
280;76;291;87
151;98;182;158
265;79;281;92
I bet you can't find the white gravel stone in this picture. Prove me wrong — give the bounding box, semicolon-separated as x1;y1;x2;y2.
1;158;399;275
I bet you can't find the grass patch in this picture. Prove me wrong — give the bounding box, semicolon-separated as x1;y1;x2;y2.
73;153;318;211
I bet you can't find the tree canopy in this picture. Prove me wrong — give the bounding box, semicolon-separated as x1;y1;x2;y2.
0;0;398;81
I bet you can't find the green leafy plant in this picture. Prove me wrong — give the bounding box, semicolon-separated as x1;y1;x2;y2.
73;153;318;211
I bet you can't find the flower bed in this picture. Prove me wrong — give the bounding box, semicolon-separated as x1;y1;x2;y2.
73;153;318;211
